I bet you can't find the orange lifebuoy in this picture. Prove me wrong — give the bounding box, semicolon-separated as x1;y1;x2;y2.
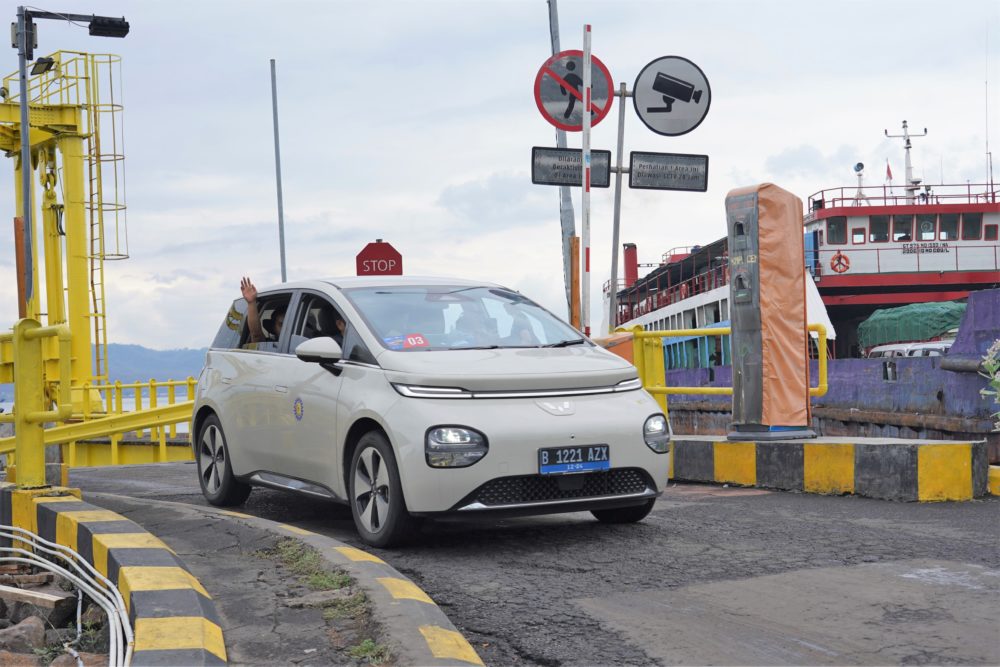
830;252;850;273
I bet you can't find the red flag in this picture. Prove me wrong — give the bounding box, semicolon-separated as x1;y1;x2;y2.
886;160;893;181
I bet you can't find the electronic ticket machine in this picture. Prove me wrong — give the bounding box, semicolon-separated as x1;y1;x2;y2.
725;183;815;440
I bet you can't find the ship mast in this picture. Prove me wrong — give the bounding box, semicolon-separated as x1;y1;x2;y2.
885;120;927;203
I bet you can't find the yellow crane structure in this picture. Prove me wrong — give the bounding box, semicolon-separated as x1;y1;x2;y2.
1;51;194;486
1;50;126;389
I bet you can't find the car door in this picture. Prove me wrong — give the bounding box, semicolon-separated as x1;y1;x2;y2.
269;291;346;488
235;289;300;476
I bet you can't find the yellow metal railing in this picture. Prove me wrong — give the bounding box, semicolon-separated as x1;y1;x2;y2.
628;323;829;401
1;376;196;469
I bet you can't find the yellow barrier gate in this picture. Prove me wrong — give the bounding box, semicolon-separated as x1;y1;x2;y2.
627;324;829;418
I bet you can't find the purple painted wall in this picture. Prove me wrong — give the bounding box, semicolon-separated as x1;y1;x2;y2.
664;289;999;419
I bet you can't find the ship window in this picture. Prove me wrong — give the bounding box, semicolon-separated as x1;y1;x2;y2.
961;213;982;240
939;214;959;241
852;227;866;244
985;224;998;241
892;215;913;241
918;214;936;241
869;216;889;242
826;217;847;245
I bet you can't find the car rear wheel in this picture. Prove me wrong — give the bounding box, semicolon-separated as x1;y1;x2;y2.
591;498;655;523
196;414;251;506
349;431;417;547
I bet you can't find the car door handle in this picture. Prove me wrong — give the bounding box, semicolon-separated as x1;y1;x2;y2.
221;377;233;385
274;385;288;393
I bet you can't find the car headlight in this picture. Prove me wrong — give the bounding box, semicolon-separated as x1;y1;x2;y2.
425;426;489;468
643;414;671;453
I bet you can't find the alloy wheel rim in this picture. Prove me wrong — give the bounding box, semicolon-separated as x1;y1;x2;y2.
354;446;391;533
199;425;225;494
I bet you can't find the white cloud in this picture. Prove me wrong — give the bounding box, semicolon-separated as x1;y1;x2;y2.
0;0;997;356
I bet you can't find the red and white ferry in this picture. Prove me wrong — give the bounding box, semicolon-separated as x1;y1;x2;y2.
606;125;999;358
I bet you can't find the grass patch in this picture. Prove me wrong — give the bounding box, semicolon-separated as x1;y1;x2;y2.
348;638;391;665
261;538;352;591
322;591;367;620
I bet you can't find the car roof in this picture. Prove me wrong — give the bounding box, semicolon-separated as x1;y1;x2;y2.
256;275;505;295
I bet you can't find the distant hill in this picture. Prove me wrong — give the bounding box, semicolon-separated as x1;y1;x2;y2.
105;344;208;384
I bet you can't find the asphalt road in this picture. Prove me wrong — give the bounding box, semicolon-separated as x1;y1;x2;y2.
71;463;1000;666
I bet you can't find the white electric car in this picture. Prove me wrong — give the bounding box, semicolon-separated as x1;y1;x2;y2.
193;277;671;547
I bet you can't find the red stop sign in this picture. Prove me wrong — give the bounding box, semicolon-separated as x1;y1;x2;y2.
356;241;402;276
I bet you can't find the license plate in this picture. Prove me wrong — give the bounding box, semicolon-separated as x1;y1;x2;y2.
538;445;610;475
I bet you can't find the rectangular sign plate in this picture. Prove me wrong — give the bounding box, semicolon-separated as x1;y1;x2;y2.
532;147;611;188
629;151;709;192
538;445;610;475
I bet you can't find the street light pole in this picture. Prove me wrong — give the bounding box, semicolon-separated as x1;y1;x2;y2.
15;6;35;307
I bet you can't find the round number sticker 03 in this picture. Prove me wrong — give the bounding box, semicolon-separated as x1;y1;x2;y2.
403;334;429;349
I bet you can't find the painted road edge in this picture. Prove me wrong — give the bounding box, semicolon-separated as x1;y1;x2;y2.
86;491;484;667
671;438;989;501
0;483;225;666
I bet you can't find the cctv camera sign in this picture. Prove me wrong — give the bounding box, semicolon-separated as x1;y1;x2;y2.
633;56;711;137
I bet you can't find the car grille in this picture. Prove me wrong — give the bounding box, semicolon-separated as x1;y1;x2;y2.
463;468;653;507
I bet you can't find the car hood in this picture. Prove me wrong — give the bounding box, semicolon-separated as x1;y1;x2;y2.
376;345;637;391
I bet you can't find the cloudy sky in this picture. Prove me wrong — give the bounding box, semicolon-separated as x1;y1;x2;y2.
1;0;998;352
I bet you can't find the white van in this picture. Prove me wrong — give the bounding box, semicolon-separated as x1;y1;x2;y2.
867;341;952;358
193;277;671;546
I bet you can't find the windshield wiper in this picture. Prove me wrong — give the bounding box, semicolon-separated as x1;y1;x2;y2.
543;338;586;348
452;345;501;350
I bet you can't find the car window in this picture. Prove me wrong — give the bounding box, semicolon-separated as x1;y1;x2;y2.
289;294;346;352
341;323;377;364
343;285;585;351
239;292;292;353
212;298;248;349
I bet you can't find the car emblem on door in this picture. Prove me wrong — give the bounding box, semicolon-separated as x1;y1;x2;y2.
536;400;575;416
293;398;304;421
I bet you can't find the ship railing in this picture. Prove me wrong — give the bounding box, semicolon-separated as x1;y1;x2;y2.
623;324;828;414
615;263;730;327
805;182;999;220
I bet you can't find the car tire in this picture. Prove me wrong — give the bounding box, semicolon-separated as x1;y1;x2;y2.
349;431;417;548
591;498;655;524
196;414;251;506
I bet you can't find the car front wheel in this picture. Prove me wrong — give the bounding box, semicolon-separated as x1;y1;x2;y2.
349;431;417;547
196;414;251;506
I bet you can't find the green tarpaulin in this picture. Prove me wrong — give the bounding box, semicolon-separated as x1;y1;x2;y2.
857;301;966;349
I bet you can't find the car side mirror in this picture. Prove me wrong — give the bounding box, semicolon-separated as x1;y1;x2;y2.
295;337;343;363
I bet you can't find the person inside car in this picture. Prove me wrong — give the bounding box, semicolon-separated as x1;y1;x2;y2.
241;276;285;344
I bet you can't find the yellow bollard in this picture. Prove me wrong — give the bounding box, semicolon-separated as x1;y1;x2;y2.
13;319;47;487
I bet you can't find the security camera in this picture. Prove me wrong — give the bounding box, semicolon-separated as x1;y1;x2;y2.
646;72;703;113
0;87;7;99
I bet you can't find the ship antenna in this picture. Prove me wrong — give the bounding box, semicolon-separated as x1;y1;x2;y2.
884;120;927;204
987;26;996;199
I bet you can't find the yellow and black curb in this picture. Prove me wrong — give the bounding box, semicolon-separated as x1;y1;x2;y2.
0;483;226;666
84;492;485;667
212;510;484;666
670;436;989;501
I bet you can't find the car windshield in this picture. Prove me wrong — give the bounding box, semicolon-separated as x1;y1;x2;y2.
343;285;587;351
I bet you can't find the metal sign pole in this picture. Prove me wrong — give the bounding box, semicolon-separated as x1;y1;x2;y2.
581;24;592;336
547;0;576;318
270;59;288;283
608;82;629;333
